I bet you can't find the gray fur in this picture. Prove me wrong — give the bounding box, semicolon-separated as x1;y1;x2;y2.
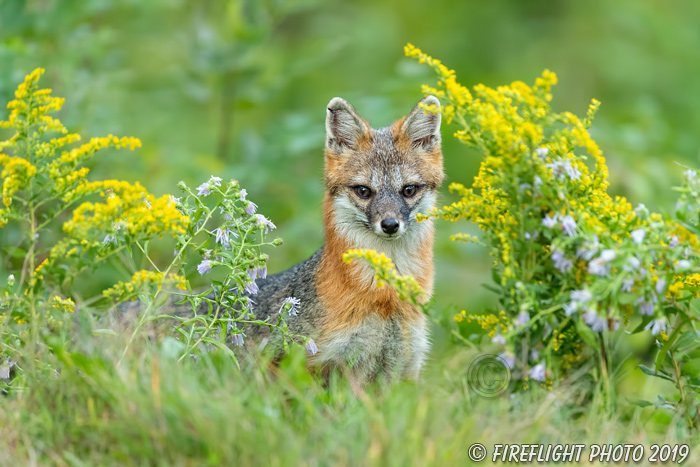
244;247;325;358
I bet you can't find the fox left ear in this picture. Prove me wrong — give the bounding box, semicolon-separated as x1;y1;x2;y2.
401;95;442;149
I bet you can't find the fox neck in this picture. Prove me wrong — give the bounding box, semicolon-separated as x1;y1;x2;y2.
318;194;435;307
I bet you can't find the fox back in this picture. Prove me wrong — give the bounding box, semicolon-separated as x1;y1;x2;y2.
247;96;444;386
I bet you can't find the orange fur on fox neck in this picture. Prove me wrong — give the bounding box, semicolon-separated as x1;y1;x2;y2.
316;195;432;334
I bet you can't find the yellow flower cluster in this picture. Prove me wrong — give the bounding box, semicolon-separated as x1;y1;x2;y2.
0;68;144;226
50;135;141;190
0;68;65;133
456;310;509;338
50;295;76;313
406;44;697;291
62;180;190;242
0;154;37;208
342;249;425;302
103;270;188;301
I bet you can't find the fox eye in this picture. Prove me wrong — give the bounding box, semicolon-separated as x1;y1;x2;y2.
402;185;418;198
354;185;372;199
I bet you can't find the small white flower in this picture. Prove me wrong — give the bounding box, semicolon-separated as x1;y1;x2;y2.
551;248;573;273
669;235;680;248
561;215;577;236
305;339;319;356
231;333;245;347
239;188;247;201
565;163;582;181
655;279;666;294
209;176;223;186
542;213;558;228
631;229;645;244
645;318;667;336
588;258;611;277
676;260;691;270
279;297;301;316
563;302;578;316
517;311;530;326
684;169;697;181
245;201;258;216
535;147;549;158
599;249;616;262
255;214;276;234
256;266;267;280
491;334;506;345
530;350;539;361
635;297;654;316
571;289;593;303
197;260;213;275
576;235;599;261
583;309;607;332
621;279;634;293
197;183;212;197
624;256;641;272
499;351;515;369
528;363;546;382
245;269;259;295
533;176;543;189
103;234;117;245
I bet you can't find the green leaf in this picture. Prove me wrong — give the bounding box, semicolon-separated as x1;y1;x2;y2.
675;331;700;352
626;398;653;407
630;316;653;334
576;319;600;352
639;364;674;382
681;358;700;378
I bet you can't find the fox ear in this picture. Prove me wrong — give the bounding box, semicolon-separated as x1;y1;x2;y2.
401;95;441;149
326;97;370;152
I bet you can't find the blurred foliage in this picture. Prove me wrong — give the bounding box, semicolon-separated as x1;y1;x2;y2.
2;0;700;316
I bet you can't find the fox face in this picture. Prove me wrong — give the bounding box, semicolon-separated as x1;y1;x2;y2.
323;96;444;257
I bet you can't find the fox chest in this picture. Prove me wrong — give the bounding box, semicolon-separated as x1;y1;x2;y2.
314;314;429;382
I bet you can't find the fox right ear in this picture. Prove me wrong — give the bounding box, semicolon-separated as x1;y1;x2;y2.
401;95;442;150
325;97;370;152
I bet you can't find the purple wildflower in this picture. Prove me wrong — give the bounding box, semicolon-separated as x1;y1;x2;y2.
255;214;276;234
197;183;211;196
305;339;319;356
528;363;546;382
645;319;667;336
631;229;645;244
231;333;245;347
197;260;213;275
561;215;577;236
542;213;557;228
492;334;506;345
245;202;258;216
279;296;301;316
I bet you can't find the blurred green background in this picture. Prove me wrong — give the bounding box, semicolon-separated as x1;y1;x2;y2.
2;0;700;316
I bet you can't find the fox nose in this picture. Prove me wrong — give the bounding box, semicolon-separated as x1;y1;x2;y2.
380;218;400;234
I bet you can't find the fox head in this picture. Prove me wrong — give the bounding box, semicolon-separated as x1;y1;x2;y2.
323;96;444;251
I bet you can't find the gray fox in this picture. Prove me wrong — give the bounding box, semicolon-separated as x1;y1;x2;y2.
247;96;444;386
